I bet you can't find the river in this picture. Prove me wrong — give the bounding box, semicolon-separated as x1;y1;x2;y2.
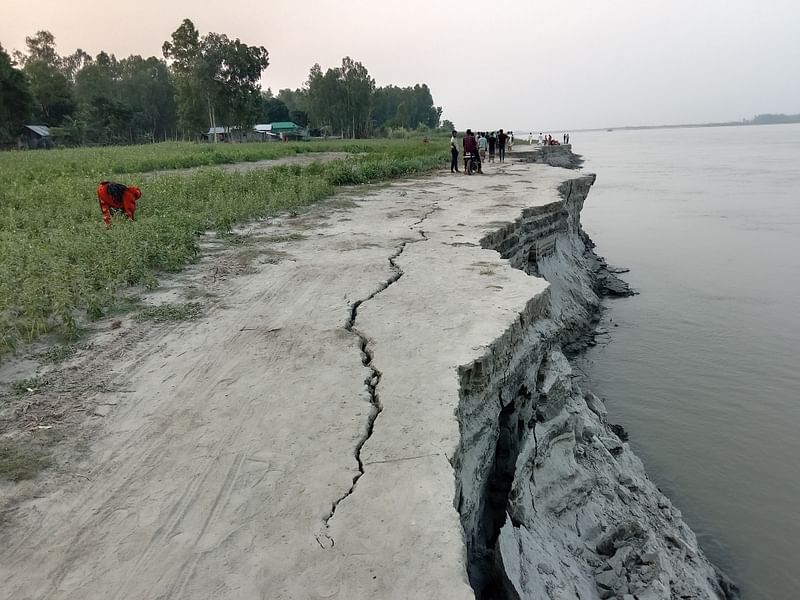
570;124;800;599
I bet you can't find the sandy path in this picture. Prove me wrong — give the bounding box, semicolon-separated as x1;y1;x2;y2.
0;151;566;599
139;151;350;179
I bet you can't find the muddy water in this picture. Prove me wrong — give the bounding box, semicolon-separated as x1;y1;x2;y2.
573;124;800;599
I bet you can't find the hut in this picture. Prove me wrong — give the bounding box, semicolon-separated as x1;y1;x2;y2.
17;125;53;149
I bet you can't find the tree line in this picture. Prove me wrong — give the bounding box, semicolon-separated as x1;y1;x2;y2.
0;20;444;146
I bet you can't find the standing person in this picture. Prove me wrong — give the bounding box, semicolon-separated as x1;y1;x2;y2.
566;132;570;144
508;131;514;151
538;132;543;144
488;132;496;162
527;132;533;144
462;129;478;174
497;129;508;162
478;131;488;164
450;129;460;173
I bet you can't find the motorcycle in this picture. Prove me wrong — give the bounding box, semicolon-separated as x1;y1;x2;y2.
464;152;482;175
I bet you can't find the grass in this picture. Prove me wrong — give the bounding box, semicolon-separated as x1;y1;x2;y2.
261;233;307;243
135;302;204;322
0;139;398;188
0;139;448;350
36;343;78;363
10;376;48;396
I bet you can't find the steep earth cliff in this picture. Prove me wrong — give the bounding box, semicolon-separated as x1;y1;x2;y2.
454;151;737;599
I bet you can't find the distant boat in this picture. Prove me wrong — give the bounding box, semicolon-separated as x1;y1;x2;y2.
607;128;614;132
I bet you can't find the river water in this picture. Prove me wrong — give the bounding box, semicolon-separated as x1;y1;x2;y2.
571;124;800;599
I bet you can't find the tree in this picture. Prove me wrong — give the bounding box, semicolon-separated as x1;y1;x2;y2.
13;31;60;68
339;57;374;138
370;83;442;131
262;96;289;122
277;88;307;113
61;50;176;145
305;57;374;138
24;59;75;125
305;63;337;134
163;19;269;137
118;56;176;141
73;52;119;107
62;49;93;81
72;51;121;143
13;30;76;126
0;44;35;143
290;109;309;127
83;96;134;144
440;119;455;131
162;19;207;134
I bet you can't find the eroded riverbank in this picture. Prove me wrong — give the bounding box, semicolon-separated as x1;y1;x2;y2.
0;146;734;599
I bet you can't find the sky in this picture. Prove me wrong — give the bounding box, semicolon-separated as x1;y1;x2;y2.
2;0;799;131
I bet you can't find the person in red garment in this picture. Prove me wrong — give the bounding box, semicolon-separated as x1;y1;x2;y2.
462;129;481;174
97;181;142;227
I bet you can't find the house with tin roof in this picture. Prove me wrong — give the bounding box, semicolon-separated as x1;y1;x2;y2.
17;125;53;149
203;122;308;142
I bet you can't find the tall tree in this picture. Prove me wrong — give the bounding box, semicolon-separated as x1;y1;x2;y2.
370;83;441;130
0;44;35;143
119;56;176;141
13;30;76;126
72;51;178;144
163;19;269;137
13;31;60;68
24;59;74;125
73;51;119;106
277;88;307;113
305;57;374;138
162;19;207;134
339;57;374;138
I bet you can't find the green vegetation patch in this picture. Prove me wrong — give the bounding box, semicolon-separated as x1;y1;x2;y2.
262;233;307;243
135;302;204;323
36;343;78;363
10;376;49;396
0;140;447;351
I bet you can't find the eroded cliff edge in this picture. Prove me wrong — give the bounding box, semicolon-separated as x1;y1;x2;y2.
453;159;737;599
0;147;739;600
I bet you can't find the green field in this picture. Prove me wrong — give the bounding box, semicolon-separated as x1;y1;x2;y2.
0;140;448;351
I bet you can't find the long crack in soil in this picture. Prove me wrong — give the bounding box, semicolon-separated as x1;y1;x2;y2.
315;202;439;549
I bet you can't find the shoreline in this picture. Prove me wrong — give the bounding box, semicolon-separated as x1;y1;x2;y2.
0;146;736;598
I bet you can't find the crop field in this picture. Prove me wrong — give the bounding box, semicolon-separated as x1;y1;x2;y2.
0;139;448;351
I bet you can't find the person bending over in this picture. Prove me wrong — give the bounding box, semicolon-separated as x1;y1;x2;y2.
97;181;142;227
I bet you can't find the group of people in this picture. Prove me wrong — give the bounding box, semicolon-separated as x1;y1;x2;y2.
526;132;570;145
449;129;513;174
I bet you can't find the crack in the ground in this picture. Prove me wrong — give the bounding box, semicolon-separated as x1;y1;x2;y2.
316;202;439;550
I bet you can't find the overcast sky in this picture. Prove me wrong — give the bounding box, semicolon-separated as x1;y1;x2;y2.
2;0;798;131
